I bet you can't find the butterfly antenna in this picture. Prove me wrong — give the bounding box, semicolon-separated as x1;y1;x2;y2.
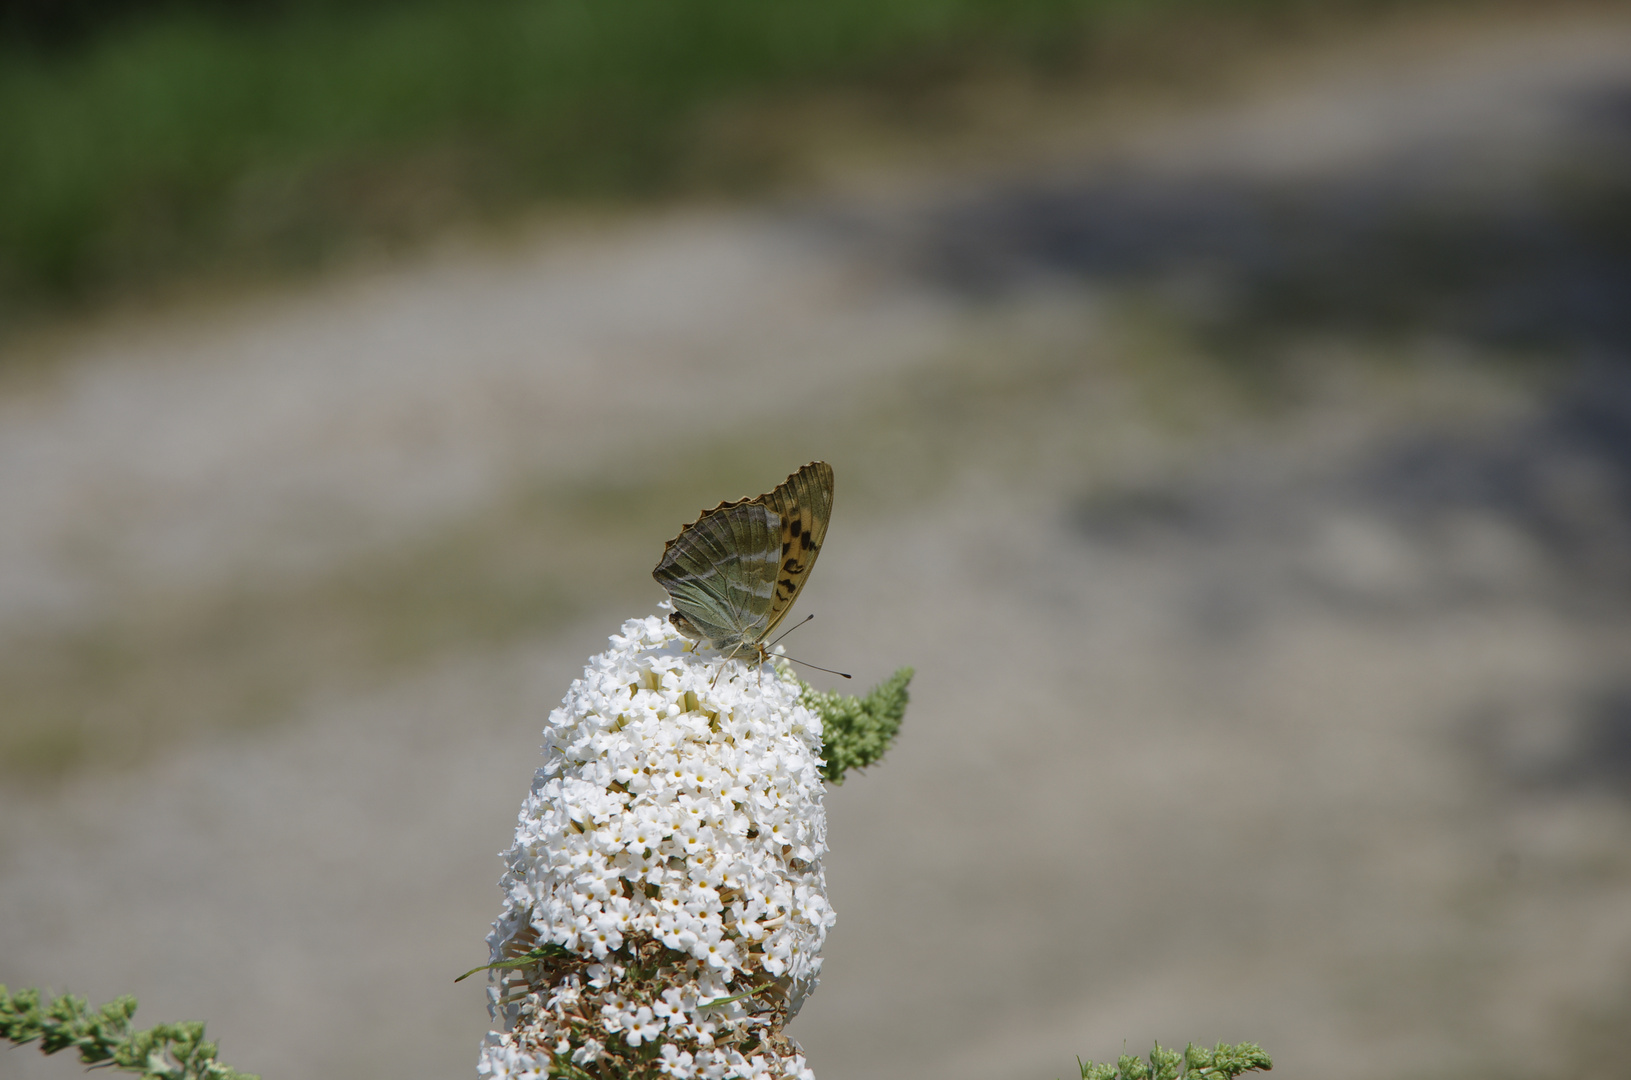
781;655;851;680
767;614;815;651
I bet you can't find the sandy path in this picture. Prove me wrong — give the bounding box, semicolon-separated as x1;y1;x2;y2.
4;11;1631;1080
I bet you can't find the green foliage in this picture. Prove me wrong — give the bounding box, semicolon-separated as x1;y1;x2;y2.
0;0;1113;308
0;0;1402;318
1074;1042;1272;1080
454;941;574;983
802;666;912;784
0;985;257;1080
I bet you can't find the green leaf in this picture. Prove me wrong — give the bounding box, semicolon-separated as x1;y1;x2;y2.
697;982;774;1009
454;941;575;982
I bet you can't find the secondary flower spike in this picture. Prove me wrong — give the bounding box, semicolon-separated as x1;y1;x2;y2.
478;614;834;1080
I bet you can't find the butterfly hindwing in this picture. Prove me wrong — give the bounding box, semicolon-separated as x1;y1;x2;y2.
652;461;834;661
653;501;781;656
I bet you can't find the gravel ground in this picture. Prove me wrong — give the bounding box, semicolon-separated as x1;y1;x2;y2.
3;9;1631;1080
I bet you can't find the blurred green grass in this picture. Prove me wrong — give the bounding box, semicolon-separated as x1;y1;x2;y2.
0;0;1411;329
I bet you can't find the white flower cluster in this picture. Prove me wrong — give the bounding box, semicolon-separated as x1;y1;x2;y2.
478;614;834;1080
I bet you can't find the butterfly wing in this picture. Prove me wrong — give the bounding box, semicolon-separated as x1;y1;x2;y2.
757;461;834;637
653;500;783;655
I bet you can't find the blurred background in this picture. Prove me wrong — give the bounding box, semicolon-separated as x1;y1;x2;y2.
3;1;1631;1078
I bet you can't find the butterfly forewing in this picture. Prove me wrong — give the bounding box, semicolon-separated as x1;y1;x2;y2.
758;462;834;637
653;501;781;655
652;460;834;661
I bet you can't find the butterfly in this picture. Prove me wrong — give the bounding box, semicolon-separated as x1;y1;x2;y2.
653;461;834;666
